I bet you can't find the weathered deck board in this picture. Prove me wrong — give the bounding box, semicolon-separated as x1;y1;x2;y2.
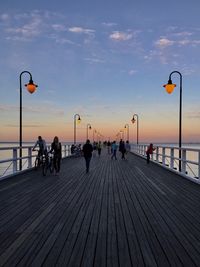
0;150;200;266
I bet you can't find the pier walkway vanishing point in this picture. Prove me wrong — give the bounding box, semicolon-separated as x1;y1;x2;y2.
0;150;200;267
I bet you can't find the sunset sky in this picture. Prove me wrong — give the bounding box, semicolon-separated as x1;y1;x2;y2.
0;0;200;143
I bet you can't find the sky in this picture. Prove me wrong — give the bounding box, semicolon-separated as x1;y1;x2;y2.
0;0;200;144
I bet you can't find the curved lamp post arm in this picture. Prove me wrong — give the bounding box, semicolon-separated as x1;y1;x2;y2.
74;114;81;144
86;123;92;140
124;124;129;141
166;71;182;172
19;71;37;171
132;114;139;144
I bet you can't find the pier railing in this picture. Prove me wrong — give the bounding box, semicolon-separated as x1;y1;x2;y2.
131;144;200;181
0;144;71;179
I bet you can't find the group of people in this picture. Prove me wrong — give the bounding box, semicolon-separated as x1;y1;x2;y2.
33;136;156;175
32;135;62;175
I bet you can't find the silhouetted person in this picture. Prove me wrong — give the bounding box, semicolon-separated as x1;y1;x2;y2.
119;140;126;159
97;141;102;157
111;141;117;160
83;139;93;173
146;143;156;164
32;135;47;158
49;136;62;175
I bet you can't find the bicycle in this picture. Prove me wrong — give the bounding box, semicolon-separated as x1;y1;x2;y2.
33;149;44;170
42;152;54;176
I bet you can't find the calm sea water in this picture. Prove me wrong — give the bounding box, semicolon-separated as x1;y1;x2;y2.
0;142;200;178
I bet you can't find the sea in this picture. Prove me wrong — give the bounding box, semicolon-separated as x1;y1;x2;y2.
0;142;200;178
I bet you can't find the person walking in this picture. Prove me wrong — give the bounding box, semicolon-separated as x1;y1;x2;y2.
111;141;117;160
49;136;62;175
146;143;156;164
125;140;131;158
97;141;102;157
83;139;93;173
119;139;126;160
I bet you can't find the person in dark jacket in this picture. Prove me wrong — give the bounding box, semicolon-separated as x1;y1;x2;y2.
146;143;156;164
49;136;62;175
82;139;93;173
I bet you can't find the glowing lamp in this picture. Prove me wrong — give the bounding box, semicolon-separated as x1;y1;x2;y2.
131;117;136;124
77;116;81;124
163;79;176;94
25;79;38;94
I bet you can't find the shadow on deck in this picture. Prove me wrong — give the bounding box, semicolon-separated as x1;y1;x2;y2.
0;150;200;266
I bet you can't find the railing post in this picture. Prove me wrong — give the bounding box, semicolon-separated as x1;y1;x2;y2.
182;149;186;174
13;148;17;173
170;148;174;170
156;147;159;162
198;151;200;179
162;147;166;166
64;145;67;157
28;147;32;168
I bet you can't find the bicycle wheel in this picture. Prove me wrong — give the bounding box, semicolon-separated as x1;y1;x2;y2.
42;160;48;176
49;158;54;173
35;157;40;170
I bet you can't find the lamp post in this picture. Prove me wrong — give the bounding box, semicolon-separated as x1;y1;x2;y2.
19;71;38;171
163;71;182;172
124;124;129;141
93;129;97;142
74;114;81;144
120;130;124;140
131;114;139;144
86;123;92;140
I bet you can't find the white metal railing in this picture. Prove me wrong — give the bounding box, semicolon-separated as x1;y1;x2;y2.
0;144;72;179
131;144;200;181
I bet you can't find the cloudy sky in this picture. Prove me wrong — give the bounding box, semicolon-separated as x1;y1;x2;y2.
0;0;200;143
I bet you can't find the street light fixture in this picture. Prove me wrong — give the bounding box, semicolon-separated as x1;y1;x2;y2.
163;71;182;172
86;123;92;140
19;71;38;170
120;130;124;140
93;129;97;142
131;114;139;144
124;124;129;141
74;114;81;144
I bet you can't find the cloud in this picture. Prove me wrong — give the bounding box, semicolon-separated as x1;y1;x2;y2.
155;38;174;48
186;111;200;119
52;24;67;32
129;69;137;75
102;22;117;27
5;124;46;128
110;31;133;41
0;13;10;21
68;27;95;34
5;16;42;40
0;103;64;116
84;57;105;64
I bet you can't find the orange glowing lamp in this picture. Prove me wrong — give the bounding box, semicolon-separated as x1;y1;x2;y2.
163;79;176;94
25;79;38;94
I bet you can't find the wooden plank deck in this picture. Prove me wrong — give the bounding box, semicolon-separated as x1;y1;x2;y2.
0;149;200;266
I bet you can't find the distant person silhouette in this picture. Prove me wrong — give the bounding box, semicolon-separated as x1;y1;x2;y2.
146;143;156;164
119;139;126;159
111;141;117;160
83;139;93;173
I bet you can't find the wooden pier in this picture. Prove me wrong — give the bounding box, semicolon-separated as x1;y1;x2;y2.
0;150;200;266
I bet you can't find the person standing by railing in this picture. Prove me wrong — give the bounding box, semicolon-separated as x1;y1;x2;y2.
146;143;156;164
